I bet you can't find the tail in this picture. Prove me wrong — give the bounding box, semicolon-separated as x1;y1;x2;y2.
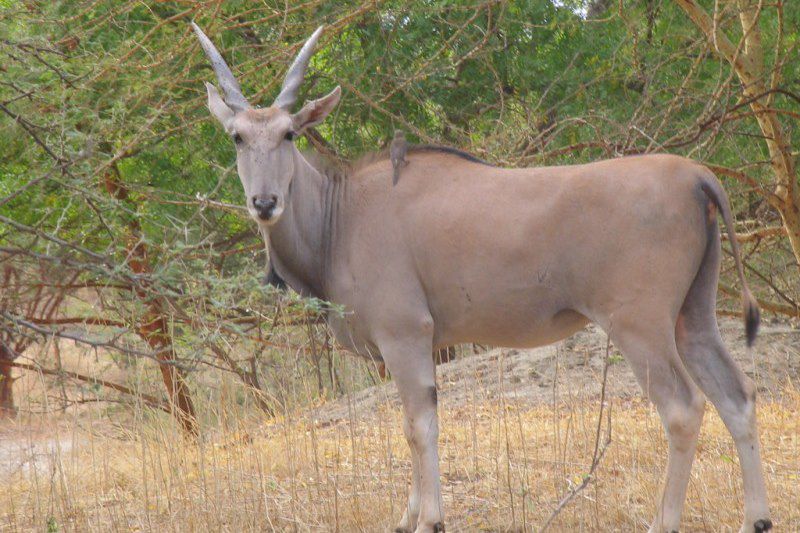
700;174;760;346
392;166;400;186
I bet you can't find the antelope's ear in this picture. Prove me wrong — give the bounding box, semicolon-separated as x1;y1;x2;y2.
205;82;235;131
291;86;341;133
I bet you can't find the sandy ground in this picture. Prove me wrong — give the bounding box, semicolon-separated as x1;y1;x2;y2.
0;317;797;531
314;318;800;425
2;318;796;478
0;422;77;478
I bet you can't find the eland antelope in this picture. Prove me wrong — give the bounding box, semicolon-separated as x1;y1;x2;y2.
192;23;772;533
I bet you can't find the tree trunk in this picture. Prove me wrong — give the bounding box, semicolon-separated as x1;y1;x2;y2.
104;165;198;437
0;358;15;418
139;314;198;436
676;0;800;273
780;202;800;270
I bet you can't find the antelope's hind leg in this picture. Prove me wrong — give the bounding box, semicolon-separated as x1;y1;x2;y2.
675;233;771;533
609;312;705;533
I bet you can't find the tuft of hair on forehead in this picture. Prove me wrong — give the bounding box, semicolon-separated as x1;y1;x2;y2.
242;106;283;122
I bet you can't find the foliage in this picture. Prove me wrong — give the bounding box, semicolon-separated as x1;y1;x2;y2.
0;1;798;428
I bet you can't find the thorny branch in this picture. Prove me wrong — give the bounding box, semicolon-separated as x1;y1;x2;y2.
540;335;614;531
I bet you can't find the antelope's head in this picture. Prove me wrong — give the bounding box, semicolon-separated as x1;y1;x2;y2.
192;23;340;225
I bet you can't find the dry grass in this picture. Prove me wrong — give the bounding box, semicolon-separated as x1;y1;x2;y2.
1;383;798;532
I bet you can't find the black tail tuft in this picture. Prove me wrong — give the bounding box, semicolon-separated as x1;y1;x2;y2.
745;293;760;347
701;175;760;349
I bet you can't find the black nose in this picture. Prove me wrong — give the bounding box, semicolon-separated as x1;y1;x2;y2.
253;195;278;220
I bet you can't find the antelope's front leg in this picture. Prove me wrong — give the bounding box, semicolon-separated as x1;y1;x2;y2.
396;420;422;532
379;328;444;533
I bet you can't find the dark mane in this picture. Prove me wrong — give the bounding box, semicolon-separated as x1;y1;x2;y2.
406;144;492;166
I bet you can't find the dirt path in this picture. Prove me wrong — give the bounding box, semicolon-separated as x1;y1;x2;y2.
314;318;800;426
0;422;78;478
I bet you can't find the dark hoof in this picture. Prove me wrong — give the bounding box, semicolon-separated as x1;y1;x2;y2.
394;529;411;533
433;523;445;533
754;519;773;532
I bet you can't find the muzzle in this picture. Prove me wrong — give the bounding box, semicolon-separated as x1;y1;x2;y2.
252;195;278;221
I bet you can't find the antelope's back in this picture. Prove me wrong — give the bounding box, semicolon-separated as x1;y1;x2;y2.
341;153;712;346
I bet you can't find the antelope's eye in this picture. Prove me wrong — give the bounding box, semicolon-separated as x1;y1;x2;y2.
232;133;243;145
285;131;296;141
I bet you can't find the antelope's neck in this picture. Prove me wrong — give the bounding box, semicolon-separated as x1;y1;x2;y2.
265;150;342;300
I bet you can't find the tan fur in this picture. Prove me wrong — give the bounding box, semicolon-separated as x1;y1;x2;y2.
243;107;281;121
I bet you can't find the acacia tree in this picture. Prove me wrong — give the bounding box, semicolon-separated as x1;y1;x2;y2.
1;0;797;433
677;0;799;272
